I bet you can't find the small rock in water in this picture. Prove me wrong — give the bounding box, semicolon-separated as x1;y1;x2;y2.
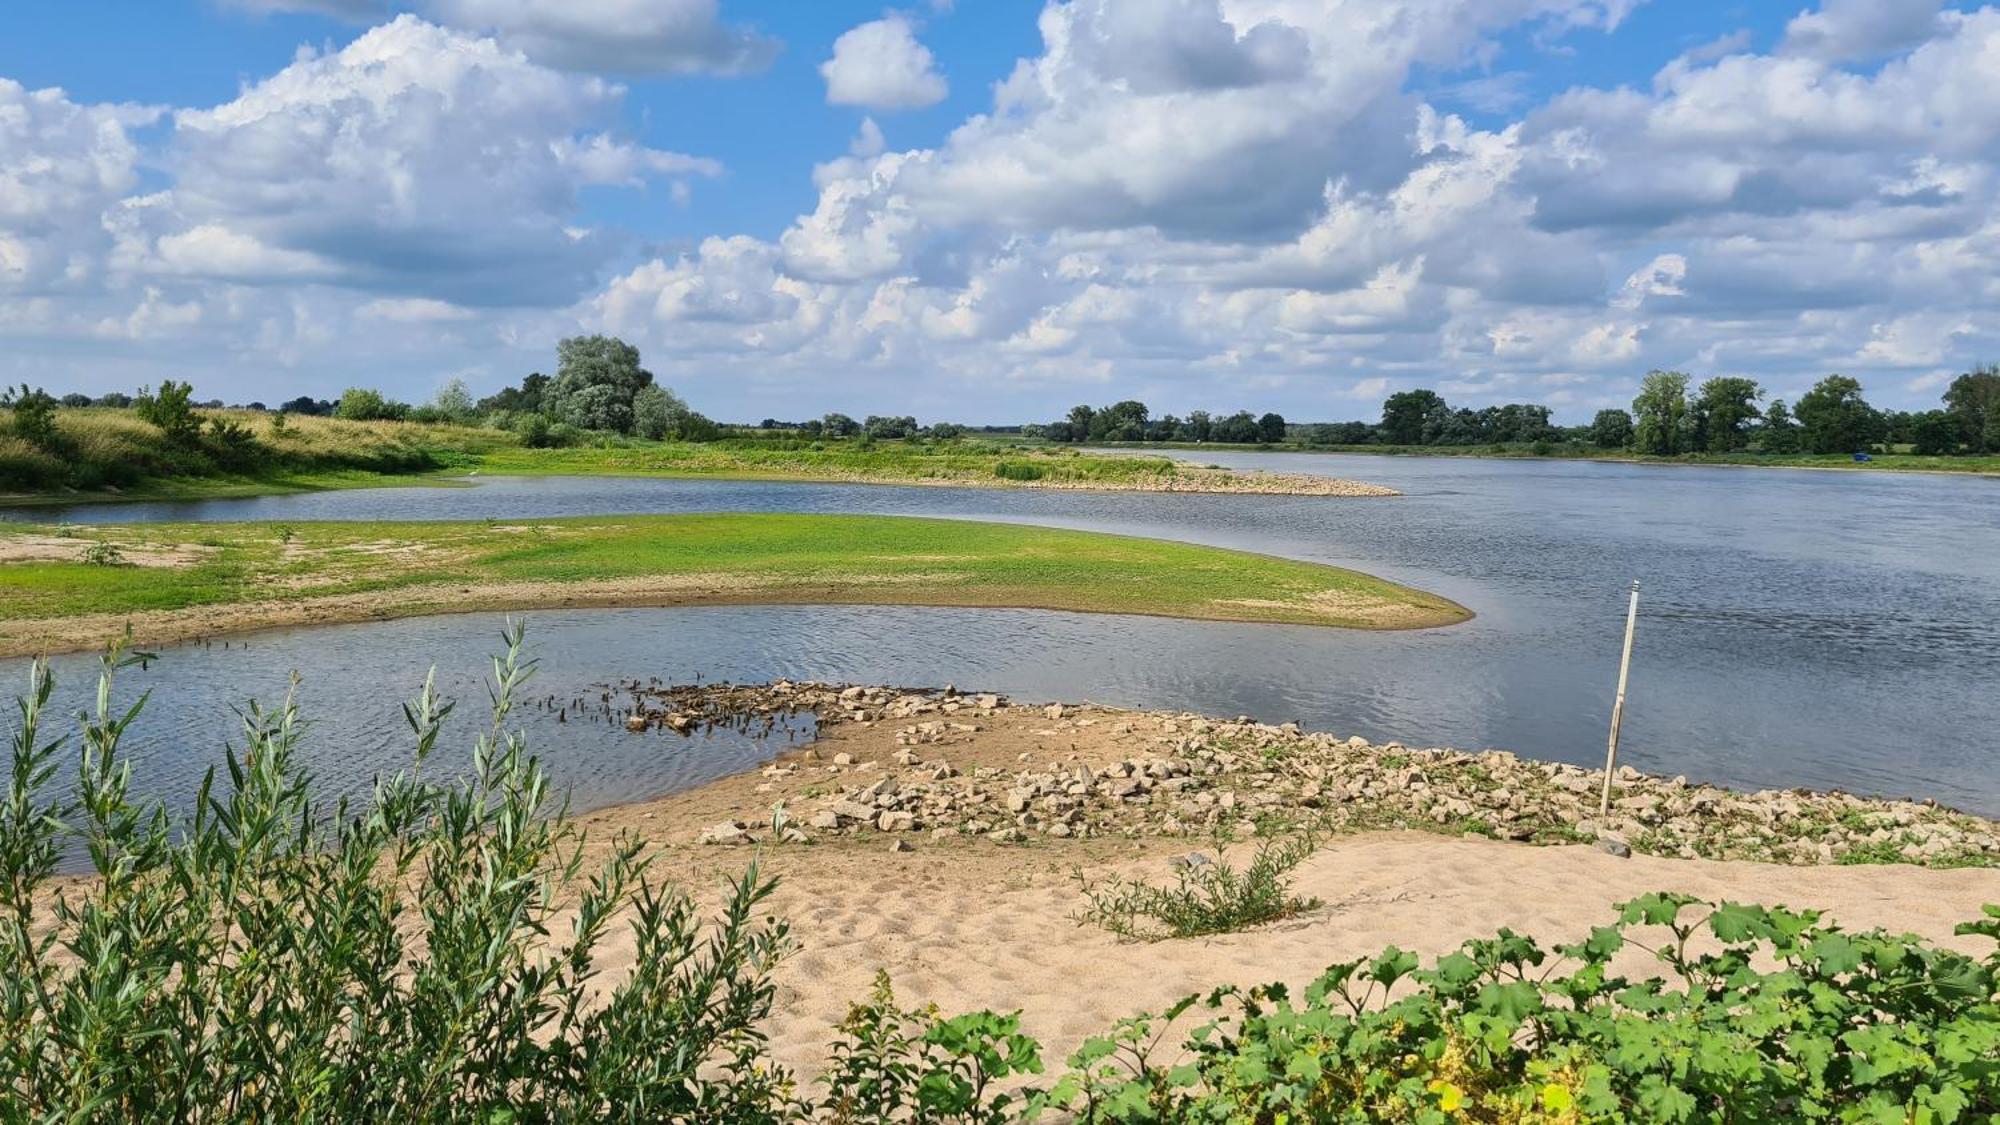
624;715;648;732
1596;836;1633;858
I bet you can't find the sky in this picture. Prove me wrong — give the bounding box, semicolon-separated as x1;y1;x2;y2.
2;1;1995;424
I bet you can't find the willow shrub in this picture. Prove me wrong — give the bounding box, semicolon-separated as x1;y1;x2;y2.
6;632;2000;1123
0;627;795;1122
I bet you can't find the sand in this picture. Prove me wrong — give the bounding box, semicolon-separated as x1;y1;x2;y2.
572;707;2000;1080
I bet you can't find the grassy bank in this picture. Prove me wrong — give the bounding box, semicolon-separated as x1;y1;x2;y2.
4;410;1391;505
0;513;1470;655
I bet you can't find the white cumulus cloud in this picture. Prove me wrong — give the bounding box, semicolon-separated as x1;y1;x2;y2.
821;15;949;110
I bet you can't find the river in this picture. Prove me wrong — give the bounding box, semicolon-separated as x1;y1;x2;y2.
8;453;1998;818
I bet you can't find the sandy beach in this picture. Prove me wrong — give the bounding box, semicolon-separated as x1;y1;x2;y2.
571;685;2000;1079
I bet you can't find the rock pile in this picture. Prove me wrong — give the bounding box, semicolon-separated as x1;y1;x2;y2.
658;684;1999;868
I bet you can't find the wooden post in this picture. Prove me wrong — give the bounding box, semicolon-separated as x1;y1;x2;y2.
1598;580;1640;818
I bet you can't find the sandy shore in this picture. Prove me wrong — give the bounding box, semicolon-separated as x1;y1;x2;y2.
569;686;2000;1079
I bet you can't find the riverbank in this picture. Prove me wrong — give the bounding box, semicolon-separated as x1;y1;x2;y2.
4;410;1394;506
1079;438;2000;476
0;514;1469;657
568;682;2000;1080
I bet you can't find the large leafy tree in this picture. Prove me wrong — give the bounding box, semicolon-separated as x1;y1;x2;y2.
1943;366;2000;453
1086;400;1149;441
1795;374;1882;454
1760;399;1801;453
1630;370;1689;455
1690;377;1763;452
1379;389;1446;445
545;335;653;434
1590;408;1634;449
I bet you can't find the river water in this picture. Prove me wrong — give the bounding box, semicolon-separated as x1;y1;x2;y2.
8;454;1998;818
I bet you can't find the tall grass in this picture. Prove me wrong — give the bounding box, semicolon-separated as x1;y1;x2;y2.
0;409;508;494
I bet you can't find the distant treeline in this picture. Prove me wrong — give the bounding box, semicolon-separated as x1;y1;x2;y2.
1030;402;1290;444
1024;366;2000;457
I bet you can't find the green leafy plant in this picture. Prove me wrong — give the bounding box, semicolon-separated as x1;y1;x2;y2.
819;971;1043;1124
1074;831;1323;940
79;539;125;567
1045;893;2000;1122
0;627;798;1122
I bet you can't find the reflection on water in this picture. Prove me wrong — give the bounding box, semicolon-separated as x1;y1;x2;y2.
7;455;1999;814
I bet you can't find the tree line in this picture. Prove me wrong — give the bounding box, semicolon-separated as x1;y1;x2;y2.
1596;368;1999;456
1023;366;1997;457
1029;401;1289;444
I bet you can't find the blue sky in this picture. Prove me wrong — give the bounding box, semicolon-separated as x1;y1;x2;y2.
2;1;1995;423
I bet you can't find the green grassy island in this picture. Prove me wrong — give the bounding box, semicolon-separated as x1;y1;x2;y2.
0;513;1471;656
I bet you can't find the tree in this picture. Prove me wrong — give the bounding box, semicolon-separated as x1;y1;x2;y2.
632;384;684;440
1087;400;1149;442
1064;405;1095;442
59;392;91;408
821;412;860;437
1212;411;1260;443
1690;377;1763;452
134;380;203;444
1943;366;2000;453
1590;409;1634;449
1630;371;1690;456
96;391;133;408
3;385;59;449
1380;389;1446;445
1910;410;1961;455
864;415;918;439
1760;399;1800;453
1307;421;1372;445
336;388;403;421
1256;412;1287;443
1795;375;1881;454
428;378;475;424
545;335;652;433
1183;410;1212;442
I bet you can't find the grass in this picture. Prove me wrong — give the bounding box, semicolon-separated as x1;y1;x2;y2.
469;436;1195;488
0;513;1472;655
1073;831;1324;940
5;410;1223;505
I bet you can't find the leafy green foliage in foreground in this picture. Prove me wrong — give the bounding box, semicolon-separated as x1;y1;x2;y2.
4;637;1999;1122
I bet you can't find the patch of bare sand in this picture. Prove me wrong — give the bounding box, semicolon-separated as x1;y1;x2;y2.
1217;589;1445;628
0;535;217;568
573;713;2000;1080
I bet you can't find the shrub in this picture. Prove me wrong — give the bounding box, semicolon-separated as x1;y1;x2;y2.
79;539;126;566
1074;831;1322;940
335;387;406;421
204;415;266;469
0;629;798;1121
819;971;1043;1124
994;461;1045;482
133;380;203;445
2;385;59;449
